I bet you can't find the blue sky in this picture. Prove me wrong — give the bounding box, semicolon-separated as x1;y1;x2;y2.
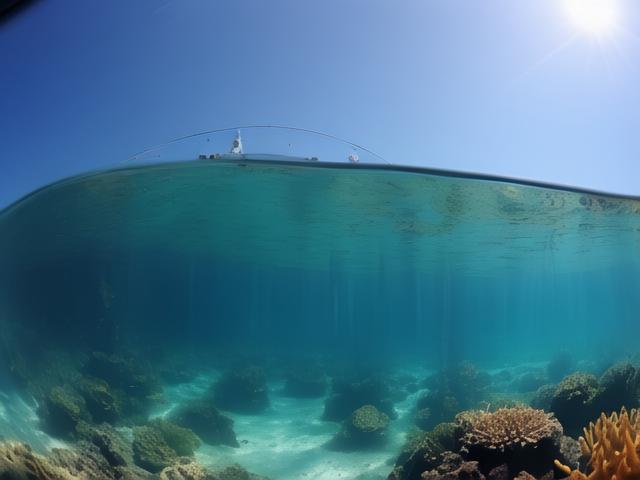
1;0;639;208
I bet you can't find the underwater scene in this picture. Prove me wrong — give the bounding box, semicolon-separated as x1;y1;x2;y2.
1;155;640;480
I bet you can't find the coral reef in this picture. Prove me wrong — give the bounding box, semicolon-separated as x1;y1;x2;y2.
170;399;239;447
458;406;562;476
555;407;640;480
327;404;389;451
283;366;327;398
323;374;396;422
212;365;269;414
550;373;602;437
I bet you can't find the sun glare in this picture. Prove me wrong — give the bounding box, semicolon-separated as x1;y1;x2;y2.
564;0;619;36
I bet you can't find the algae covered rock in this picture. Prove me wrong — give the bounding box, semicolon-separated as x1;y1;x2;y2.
40;386;90;439
549;372;601;437
132;425;180;473
76;421;133;467
389;423;459;480
598;362;640;412
84;351;163;420
147;418;201;457
212;366;269;414
77;376;122;423
0;441;79;480
414;390;461;430
170;399;239;447
328;404;389;451
159;459;215;480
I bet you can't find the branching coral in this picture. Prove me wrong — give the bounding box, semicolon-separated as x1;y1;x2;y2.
461;406;562;452
555;407;640;480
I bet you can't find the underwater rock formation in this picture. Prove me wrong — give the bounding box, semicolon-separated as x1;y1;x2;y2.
84;351;163;422
146;419;201;457
170;399;239;447
159;459;215;480
555;407;640;480
597;362;640;413
417;362;489;430
418;452;485;480
132;425;180;473
77;376;122;423
424;362;490;408
39;386;91;439
283;366;327;398
414;389;461;430
458;406;562;477
389;423;459;480
212;365;269;414
75;422;134;467
327;404;389;451
549;373;602;437
0;441;78;480
323;374;396;422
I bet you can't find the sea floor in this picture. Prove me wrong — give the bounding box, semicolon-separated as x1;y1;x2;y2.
154;370;426;480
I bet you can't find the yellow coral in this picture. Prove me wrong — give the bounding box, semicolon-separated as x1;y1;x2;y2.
555;407;640;480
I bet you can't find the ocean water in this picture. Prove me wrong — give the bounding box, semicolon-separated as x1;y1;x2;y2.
0;157;639;479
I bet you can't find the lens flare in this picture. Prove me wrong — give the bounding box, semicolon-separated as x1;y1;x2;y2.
564;0;619;35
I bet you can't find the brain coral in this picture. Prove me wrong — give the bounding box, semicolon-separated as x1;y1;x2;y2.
461;406;562;452
555;407;640;480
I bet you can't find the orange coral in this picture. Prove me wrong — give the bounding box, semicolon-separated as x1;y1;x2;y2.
555;407;640;480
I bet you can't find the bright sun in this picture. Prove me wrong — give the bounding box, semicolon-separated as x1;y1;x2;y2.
564;0;619;35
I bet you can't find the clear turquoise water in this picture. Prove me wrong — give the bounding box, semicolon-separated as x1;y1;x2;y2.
1;158;639;478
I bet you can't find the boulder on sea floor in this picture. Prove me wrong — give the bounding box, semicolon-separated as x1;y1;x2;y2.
598;362;640;412
77;375;122;423
283;366;327;398
389;423;459;480
323;375;396;422
76;421;134;467
132;419;200;472
212;365;269;414
327;404;389;451
83;351;163;422
170;399;239;447
0;441;78;480
549;372;601;437
39;385;91;439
